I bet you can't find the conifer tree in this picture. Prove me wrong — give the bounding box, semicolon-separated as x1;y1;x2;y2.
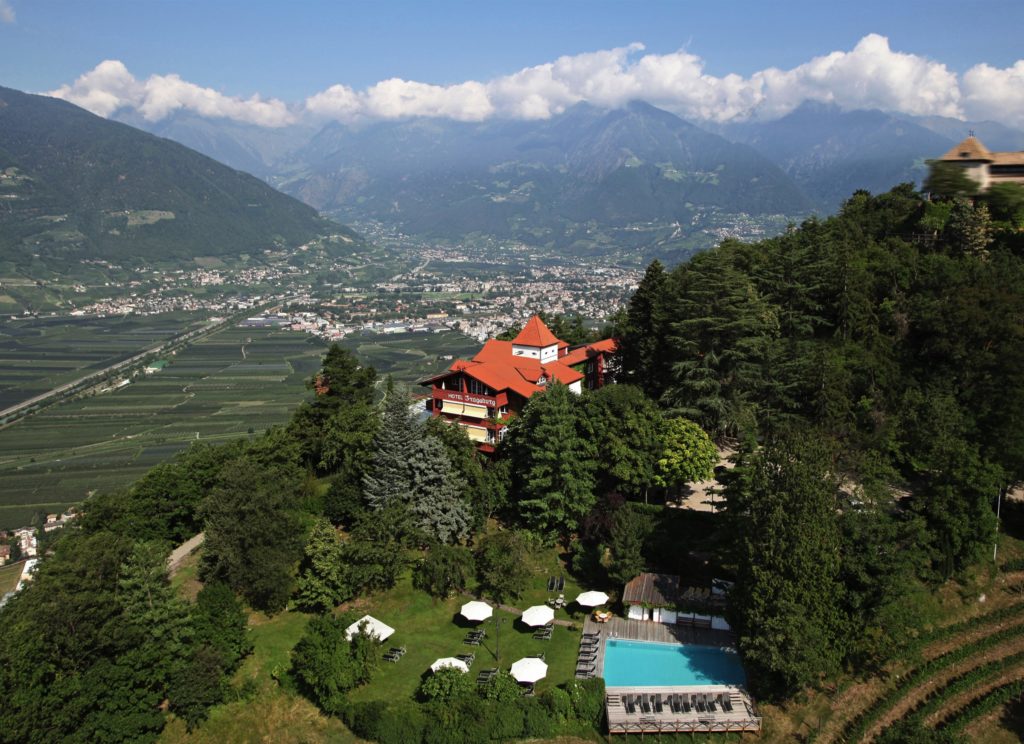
618;260;670;396
727;435;847;698
507;383;597;539
407;434;472;543
295;518;351;611
362;383;420;511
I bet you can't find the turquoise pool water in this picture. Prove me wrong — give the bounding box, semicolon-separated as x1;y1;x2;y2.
602;639;747;687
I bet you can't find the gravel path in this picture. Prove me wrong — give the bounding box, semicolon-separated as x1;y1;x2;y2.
167;532;204;576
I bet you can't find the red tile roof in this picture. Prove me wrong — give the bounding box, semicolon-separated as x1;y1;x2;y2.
561;337;617;366
513;315;560;347
420;323;615;399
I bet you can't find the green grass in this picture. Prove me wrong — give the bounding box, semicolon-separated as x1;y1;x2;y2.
0;560;24;594
165;540;612;742
346;574;585;704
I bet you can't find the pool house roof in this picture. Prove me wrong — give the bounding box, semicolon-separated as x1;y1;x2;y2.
623;572;681;608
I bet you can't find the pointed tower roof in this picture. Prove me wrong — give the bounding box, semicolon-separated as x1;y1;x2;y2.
940;136;994;162
513;315;561;347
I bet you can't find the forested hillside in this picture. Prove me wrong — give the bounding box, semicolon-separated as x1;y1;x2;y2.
617;183;1024;699
3;182;1024;742
0;86;340;271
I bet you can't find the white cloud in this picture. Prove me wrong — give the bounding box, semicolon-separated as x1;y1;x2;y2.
962;60;1024;129
305;78;493;122
48;38;1022;129
47;60;295;127
0;0;14;24
750;34;962;120
304;34;966;124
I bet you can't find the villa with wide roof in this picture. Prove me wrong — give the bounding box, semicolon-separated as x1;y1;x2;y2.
420;315;616;452
937;135;1024;191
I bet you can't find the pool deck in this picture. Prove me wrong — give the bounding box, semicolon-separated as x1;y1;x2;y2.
581;616;761;736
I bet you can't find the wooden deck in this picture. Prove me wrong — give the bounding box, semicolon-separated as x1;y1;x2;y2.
582;616;761;736
606;688;761;735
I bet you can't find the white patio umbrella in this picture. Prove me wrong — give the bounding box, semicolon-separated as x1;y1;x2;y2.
460;600;493;623
430;657;469;673
520;604;555;627
510;657;548;684
344;614;395;642
575;590;610;607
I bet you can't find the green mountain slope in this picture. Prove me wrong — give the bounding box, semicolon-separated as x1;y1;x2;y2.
276;101;812;252
0;86;340;270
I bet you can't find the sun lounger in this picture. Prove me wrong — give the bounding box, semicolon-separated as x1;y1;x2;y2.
625;696;636;714
653;695;663;713
691;695;702;713
706;693;717;712
456;654;475;664
557;576;565;591
388;646;406;656
547;576;556;591
383;651;400;662
640;695;652;714
671;694;681;713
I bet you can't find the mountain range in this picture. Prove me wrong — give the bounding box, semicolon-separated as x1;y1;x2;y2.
4;82;1022;271
113;99;1024;252
0;86;341;274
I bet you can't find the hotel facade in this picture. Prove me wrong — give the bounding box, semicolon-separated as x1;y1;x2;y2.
420;315;616;452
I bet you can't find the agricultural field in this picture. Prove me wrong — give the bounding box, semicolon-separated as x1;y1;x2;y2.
0;313;207;411
0;326;326;529
337;329;480;383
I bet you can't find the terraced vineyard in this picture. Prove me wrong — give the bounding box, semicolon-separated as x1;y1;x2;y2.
809;575;1024;743
0;326;325;528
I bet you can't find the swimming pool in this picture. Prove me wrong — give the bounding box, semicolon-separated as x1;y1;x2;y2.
602;639;747;688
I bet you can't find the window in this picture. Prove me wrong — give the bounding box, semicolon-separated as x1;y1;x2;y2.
499;405;508;415
468;378;490;396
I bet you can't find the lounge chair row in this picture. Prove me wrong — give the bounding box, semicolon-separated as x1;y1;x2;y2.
533;625;553;640
463;629;486;645
383;646;407;663
575;663;596;679
456;653;475;666
546;576;566;592
621;692;734;716
476;668;498;685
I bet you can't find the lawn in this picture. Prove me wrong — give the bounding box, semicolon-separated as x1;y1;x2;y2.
345;574;585;704
164;540;615;742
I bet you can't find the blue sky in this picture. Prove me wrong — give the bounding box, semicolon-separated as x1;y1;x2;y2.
2;0;1023;127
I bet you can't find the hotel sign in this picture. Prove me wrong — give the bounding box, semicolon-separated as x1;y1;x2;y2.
436;389;496;407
